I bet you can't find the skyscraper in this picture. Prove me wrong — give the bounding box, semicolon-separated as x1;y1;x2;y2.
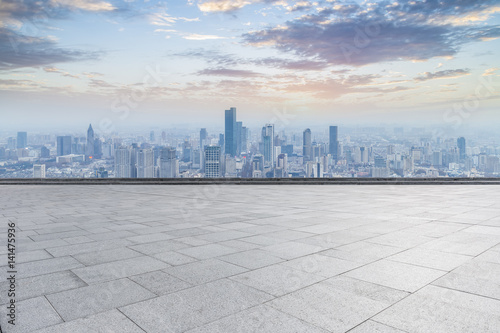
159;147;179;178
261;124;274;166
86;124;95;159
200;128;208;149
236;121;243;155
17;132;27;149
33;164;46;178
457;137;466;161
303;128;312;161
225;107;237;156
56;136;72;156
329;126;338;160
115;147;132;177
205;145;221;178
136;148;154;178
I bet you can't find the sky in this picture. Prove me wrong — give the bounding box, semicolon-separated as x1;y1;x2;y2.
1;0;500;132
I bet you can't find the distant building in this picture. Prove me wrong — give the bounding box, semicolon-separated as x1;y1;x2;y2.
56;136;72;156
205;145;221;178
200;128;208;149
115;147;132;178
40;146;50;158
159;147;179;178
137;148;154;178
262;124;274;166
303;129;312;162
329;126;338;160
225;107;237;156
457;137;466;161
86;124;95;159
33;164;46;178
17;132;27;149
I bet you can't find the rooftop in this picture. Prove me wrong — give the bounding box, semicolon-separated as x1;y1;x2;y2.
1;184;500;332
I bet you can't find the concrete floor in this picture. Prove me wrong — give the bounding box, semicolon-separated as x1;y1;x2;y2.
1;185;500;332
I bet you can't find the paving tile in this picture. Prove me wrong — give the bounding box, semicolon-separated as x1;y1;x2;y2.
343;259;446;292
72;247;142;266
322;241;404;264
0;271;87;304
230;264;324;296
126;232;175;244
130;270;192;295
152;250;198;265
268;276;408;332
348;320;407;332
219;249;284;269
177;243;241;260
282;254;362;278
17;249;53;264
33;309;144;333
387;248;472;271
46;278;156;321
45;239;132;257
374;285;500;332
129;239;189;255
72;256;170;284
6;256;83;279
186;304;329;333
164;259;248;285
260;241;324;260
0;296;63;333
120;279;274;333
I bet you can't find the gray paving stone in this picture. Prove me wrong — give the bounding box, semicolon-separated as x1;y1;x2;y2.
164;259;248;285
269;276;408;332
126;232;175;244
0;271;87;304
177;243;241;259
7;256;84;279
230;264;324;296
322;241;404;264
0;296;63;333
72;247;142;266
343;259;446;292
46;278;156;321
374;285;500;332
129;239;189;255
45;239;132;257
186;304;329;333
260;241;324;260
282;254;362;278
33;309;144;333
348;320;407;332
153;250;198;265
219;249;284;269
130;270;192;295
72;256;170;284
120;279;274;333
387;248;472;271
17;249;53;264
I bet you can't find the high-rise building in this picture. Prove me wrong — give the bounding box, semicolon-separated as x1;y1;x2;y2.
236;121;242;155
303;129;312;162
17;132;27;149
205;145;221;178
149;130;155;143
241;126;248;153
159;147;178;178
115;147;132;177
182;140;192;162
33;164;46;178
457;137;466;161
329;126;338;160
200;128;208;149
225;107;237;156
56;136;72;156
86;124;95;159
40;146;50;158
261;124;274;166
136;148;154;178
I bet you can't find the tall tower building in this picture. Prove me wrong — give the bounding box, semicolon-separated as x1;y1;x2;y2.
205;145;221;178
261;124;274;166
136;148;154;178
56;136;72;156
303;129;312;162
200;128;208;149
115;147;132;178
457;137;466;161
329;126;338;160
33;164;46;178
17;132;27;149
236;121;243;155
86;124;95;159
159;147;179;178
225;107;237;156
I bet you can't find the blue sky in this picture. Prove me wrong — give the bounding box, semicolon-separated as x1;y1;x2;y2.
1;0;499;130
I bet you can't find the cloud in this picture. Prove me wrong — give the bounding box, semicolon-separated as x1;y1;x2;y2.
0;28;101;70
183;33;227;40
148;12;199;26
43;66;79;78
482;68;499;76
243;0;500;66
50;0;115;12
197;0;256;13
414;69;471;81
197;68;262;77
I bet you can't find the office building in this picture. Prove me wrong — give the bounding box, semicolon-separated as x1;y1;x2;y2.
137;148;154;178
303;129;312;161
262;124;274;166
159;147;178;178
200;128;207;149
86;124;95;159
457;137;466;161
17;132;27;149
329;126;338;160
205;145;221;178
56;136;72;156
225;107;237;156
115;147;132;177
33;164;46;178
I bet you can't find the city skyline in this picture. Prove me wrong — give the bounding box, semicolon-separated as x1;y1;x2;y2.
1;0;500;130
